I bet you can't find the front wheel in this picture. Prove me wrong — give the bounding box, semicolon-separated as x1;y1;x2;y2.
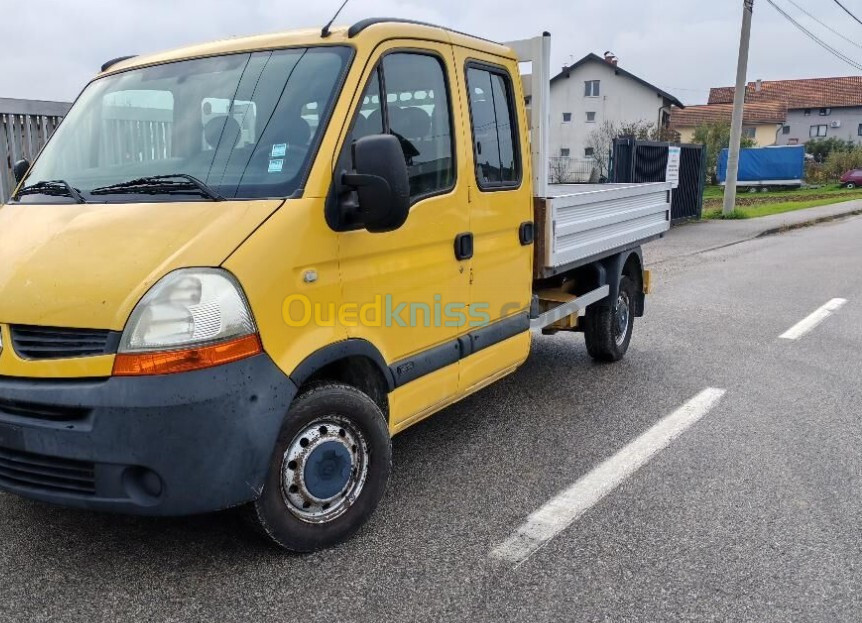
247;382;391;552
583;275;636;362
846;182;857;189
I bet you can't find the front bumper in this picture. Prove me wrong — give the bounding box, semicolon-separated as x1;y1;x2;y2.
0;353;297;516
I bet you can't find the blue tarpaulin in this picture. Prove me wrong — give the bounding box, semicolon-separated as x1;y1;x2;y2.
718;145;805;183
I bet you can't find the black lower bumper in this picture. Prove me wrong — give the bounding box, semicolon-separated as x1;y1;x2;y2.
0;354;297;516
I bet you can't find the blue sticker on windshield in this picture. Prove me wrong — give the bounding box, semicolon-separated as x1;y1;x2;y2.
268;159;284;173
271;143;287;158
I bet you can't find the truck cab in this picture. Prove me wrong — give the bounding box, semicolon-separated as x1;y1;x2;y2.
0;19;665;551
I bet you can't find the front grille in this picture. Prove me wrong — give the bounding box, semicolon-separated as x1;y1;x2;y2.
10;325;121;360
0;397;90;422
0;447;96;495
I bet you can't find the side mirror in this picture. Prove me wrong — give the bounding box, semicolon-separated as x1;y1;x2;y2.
13;159;30;184
342;134;410;233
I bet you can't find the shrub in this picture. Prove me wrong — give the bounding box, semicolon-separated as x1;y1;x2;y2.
805;137;854;163
824;147;862;180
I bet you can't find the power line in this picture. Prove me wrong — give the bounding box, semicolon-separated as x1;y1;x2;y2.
831;0;862;26
786;0;862;51
766;0;862;71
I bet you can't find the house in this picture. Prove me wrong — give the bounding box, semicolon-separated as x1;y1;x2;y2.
708;76;862;145
548;52;684;182
670;101;787;146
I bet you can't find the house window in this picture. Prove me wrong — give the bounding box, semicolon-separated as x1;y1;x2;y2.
584;80;600;97
858;123;862;136
819;108;831;116
782;125;791;135
810;124;827;138
742;127;756;139
584;147;595;157
562;112;572;122
560;148;570;157
804;109;812;116
586;111;596;122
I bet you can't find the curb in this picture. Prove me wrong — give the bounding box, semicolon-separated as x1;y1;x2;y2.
755;208;862;238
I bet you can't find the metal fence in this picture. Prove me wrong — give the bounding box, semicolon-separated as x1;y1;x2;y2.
610;137;707;222
1;98;72;203
548;157;600;184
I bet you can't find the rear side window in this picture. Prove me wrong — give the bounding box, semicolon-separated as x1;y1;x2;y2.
466;64;521;189
345;52;455;202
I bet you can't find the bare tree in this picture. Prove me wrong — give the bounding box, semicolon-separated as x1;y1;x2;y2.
549;157;574;184
587;119;658;178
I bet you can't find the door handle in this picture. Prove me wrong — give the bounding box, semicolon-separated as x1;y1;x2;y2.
454;232;474;260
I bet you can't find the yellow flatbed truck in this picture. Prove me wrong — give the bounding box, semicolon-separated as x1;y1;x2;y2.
0;19;669;550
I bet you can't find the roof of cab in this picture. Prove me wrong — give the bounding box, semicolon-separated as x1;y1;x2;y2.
100;19;517;76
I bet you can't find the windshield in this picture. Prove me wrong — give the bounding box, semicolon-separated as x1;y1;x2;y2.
16;46;351;203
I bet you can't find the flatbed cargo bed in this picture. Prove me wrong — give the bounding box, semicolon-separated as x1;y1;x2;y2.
533;182;672;278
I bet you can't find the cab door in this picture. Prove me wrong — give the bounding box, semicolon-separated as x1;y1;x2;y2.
334;41;471;429
451;48;533;392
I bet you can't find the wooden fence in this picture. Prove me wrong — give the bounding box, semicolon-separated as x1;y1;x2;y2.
1;97;72;203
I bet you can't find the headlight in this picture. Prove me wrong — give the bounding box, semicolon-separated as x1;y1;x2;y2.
113;269;262;376
119;268;257;353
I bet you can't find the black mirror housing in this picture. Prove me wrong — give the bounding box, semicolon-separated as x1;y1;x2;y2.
342;134;410;233
13;159;30;184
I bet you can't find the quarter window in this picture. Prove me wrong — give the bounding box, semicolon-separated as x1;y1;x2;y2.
584;80;600;97
466;65;521;189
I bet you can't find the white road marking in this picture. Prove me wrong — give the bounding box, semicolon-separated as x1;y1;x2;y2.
779;298;847;340
490;387;727;566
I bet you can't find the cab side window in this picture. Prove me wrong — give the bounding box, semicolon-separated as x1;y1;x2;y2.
465;65;521;189
346;52;455;201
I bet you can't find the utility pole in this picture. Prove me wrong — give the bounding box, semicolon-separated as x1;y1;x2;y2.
723;0;754;216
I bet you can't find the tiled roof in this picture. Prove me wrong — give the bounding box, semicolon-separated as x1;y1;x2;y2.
669;102;787;128
708;76;862;109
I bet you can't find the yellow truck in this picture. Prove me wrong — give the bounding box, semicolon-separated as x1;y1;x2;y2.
0;19;670;550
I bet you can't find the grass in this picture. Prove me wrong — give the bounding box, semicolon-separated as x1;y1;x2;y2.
702;184;862;219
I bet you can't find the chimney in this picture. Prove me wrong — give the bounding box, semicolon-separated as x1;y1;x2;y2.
755;79;763;93
603;51;618;66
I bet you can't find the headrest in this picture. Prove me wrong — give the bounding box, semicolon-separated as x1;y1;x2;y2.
390;106;431;140
204;115;242;150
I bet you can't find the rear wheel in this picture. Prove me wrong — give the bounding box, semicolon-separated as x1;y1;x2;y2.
247;382;391;552
583;275;636;362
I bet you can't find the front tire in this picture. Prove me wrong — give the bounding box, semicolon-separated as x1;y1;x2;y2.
846;182;857;189
583;275;636;362
247;382;391;552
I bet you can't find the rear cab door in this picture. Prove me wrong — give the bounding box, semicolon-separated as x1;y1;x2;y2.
450;44;534;393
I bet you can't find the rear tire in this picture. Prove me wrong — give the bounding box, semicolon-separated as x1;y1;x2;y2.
246;382;391;552
583;275;636;362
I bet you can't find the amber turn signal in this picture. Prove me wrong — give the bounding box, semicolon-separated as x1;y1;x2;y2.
113;334;263;376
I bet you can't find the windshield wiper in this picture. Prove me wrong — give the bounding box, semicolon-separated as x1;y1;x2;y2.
90;174;224;201
15;180;86;204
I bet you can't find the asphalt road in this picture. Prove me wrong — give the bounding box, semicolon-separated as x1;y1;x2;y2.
3;216;862;622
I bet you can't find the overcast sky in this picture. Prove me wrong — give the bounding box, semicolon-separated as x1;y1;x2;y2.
4;0;862;105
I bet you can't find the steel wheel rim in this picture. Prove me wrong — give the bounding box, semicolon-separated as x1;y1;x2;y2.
280;415;369;524
614;291;631;346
